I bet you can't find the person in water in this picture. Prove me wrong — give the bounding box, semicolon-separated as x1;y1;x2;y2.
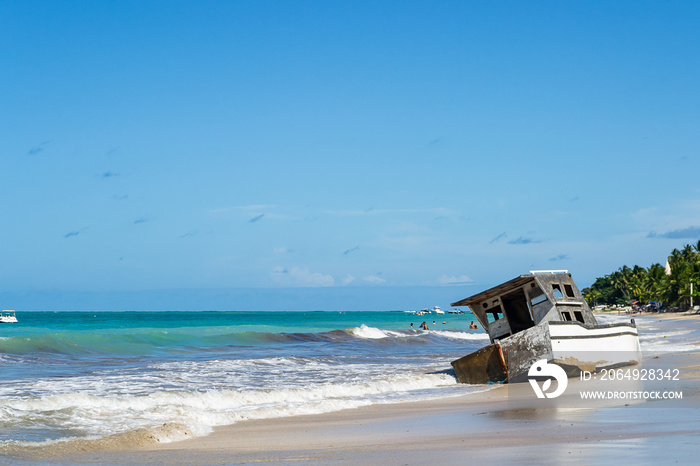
469;321;477;329
420;321;429;330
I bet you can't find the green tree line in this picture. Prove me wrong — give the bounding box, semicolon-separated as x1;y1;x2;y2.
582;242;700;309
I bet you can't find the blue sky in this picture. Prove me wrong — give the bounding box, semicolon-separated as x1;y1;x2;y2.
1;1;699;310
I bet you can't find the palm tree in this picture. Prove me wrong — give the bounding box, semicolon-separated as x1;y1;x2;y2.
644;263;666;304
682;244;697;262
693;240;700;255
627;265;647;302
611;266;633;302
583;287;599;307
588;242;700;309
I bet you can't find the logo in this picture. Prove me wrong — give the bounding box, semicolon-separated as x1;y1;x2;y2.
528;359;568;399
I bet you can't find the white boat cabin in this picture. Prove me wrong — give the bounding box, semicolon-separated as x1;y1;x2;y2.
451;271;596;344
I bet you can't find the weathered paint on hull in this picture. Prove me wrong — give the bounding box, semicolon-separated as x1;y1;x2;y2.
499;324;553;383
451;321;641;384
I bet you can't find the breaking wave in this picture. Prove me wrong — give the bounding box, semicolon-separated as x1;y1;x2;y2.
0;370;485;449
0;326;484;356
1;311;488;449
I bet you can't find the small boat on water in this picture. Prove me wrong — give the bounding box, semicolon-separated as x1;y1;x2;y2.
450;271;641;384
410;306;445;316
1;310;18;323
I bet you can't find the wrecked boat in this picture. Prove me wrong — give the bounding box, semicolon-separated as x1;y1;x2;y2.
450;271;641;384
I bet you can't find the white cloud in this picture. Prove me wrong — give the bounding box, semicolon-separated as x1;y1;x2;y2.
362;275;386;284
271;266;334;287
632;199;700;233
437;275;474;286
342;274;356;285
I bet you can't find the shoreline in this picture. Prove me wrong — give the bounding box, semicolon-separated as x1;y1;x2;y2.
595;308;700;318
5;313;699;464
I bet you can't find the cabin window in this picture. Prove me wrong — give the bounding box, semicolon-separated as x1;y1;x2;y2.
486;305;504;322
502;288;535;333
564;284;575;298
530;289;548;306
552;284;564;300
560;311;572;321
574;311;585;323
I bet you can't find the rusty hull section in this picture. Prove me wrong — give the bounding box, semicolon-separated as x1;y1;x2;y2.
451;323;553;384
451;343;508;384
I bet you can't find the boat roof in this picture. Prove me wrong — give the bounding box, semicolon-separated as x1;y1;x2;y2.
450;275;532;307
450;271;573;307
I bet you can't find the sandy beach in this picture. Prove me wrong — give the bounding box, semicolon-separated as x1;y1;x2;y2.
6;313;699;465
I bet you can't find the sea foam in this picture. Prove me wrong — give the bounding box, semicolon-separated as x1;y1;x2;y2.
346;324;408;339
0;310;486;448
0;370;472;447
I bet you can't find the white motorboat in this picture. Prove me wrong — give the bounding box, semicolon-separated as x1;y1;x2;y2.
1;310;18;323
432;306;444;314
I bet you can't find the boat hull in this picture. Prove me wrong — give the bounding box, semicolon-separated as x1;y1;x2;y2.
549;321;641;373
451;320;641;384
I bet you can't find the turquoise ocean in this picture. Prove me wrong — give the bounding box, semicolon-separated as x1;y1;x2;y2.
0;310;491;448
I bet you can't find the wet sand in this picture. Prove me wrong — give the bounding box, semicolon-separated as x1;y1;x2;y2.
6;313;700;465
